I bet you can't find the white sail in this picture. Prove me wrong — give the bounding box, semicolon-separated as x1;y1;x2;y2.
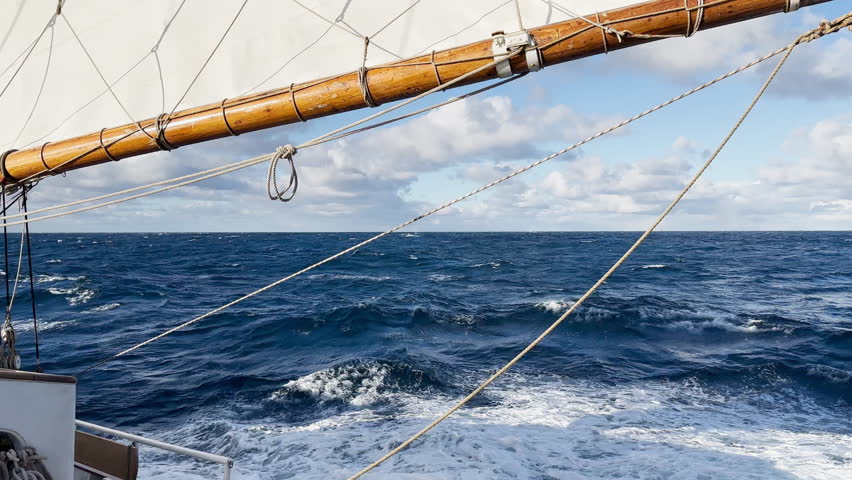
0;0;640;151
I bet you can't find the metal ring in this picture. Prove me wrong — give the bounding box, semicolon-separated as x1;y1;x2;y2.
0;149;20;184
220;99;239;136
290;83;306;122
99;128;119;161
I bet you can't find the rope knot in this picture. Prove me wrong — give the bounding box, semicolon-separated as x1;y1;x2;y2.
276;144;297;158
604;27;626;42
267;145;299;202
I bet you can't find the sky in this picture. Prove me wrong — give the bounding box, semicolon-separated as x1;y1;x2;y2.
20;2;852;232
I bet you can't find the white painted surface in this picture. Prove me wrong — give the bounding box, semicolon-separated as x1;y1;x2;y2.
0;378;76;480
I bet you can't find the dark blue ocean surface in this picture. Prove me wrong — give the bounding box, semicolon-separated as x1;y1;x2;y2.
7;232;852;479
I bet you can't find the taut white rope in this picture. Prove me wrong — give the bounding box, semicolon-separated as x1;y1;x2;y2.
348;36;798;480
73;10;852;376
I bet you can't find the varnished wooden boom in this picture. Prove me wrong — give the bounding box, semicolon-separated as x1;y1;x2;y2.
0;0;829;184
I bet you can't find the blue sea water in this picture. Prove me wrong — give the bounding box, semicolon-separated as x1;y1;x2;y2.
6;231;852;479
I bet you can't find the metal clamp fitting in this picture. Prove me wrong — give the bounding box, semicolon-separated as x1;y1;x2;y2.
491;30;542;78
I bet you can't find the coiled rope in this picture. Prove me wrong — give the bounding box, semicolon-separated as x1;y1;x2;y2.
0;447;52;480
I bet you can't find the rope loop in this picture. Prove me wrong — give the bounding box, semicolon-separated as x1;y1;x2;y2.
266;145;299;202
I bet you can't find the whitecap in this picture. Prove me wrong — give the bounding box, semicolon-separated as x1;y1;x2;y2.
46;259;62;264
640;264;668;269
308;273;391;282
535;299;574;313
49;287;95;305
87;303;120;313
471;261;502;269
141;376;852;480
12;319;74;333
271;364;389;407
662;316;784;334
409;255;418;260
806;364;851;383
428;274;459;282
37;274;85;284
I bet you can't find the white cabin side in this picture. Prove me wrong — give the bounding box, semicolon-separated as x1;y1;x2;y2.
0;370;76;480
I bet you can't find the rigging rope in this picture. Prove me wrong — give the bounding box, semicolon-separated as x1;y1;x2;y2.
164;0;247;122
21;189;41;373
0;10;56;102
72;11;852;376
0;52;529;225
347;37;797;480
8;24;54;149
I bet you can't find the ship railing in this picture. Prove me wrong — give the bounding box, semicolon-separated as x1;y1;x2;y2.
75;420;234;480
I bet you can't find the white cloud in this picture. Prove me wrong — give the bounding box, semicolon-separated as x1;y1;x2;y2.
22;88;852;233
607;10;852;99
433;114;852;231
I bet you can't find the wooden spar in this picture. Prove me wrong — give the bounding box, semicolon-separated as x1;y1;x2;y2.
0;0;832;184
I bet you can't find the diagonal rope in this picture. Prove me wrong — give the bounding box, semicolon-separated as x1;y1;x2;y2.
73;17;823;376
291;0;404;60
8;22;54;148
371;0;421;39
414;0;514;56
165;0;247;120
61;14;159;143
348;37;798;480
6;0;187;151
0;11;56;101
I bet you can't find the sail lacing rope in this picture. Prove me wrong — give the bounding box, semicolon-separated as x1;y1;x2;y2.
74;12;852;376
0;447;53;480
8;22;55;151
348;28;799;480
359;37;378;108
3;1;188;153
552;0;707;46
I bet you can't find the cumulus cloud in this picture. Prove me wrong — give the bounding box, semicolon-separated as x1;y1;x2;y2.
22;82;852;233
26;94;619;231
605;8;852;100
434;114;852;231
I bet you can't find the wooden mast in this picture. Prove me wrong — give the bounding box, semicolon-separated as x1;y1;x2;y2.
0;0;830;184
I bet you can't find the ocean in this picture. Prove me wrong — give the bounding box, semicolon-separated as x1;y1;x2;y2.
7;231;851;479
